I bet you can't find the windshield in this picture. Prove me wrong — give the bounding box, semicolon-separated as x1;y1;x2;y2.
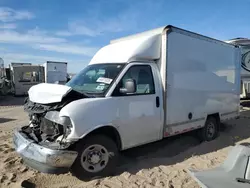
66;63;125;94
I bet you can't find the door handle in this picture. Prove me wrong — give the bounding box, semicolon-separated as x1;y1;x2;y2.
156;96;160;108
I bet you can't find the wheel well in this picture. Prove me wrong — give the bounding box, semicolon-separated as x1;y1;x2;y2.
86;126;122;150
207;113;221;130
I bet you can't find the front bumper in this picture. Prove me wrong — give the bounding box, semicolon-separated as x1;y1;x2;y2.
13;128;78;174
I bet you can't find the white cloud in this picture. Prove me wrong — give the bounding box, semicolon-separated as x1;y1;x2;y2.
0;28;99;57
56;19;126;37
61;21;122;37
55;31;72;37
34;43;98;56
0;7;100;57
0;7;34;22
27;26;48;36
0;23;17;29
55;0;164;37
0;30;66;44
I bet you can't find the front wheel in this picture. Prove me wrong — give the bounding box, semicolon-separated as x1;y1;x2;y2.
70;135;119;180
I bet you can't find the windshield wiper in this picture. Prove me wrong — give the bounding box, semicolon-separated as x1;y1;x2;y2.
85;92;105;97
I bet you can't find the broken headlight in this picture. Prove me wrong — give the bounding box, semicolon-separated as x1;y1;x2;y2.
44;111;72;138
59;116;72;127
45;111;71;126
59;116;72;137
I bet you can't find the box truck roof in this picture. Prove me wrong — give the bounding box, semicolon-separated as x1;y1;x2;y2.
89;34;161;65
90;25;237;65
110;26;165;44
111;25;235;46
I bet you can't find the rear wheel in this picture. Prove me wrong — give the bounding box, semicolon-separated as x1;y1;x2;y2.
198;117;219;142
71;135;119;180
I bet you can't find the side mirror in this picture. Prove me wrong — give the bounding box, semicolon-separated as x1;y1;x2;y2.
119;79;136;94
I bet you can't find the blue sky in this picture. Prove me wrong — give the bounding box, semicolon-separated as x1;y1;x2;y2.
0;0;250;73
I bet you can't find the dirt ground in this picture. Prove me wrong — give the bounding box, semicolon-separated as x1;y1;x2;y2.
1;96;250;188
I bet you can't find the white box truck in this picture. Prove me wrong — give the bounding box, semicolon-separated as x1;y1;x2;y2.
43;61;68;84
13;25;241;180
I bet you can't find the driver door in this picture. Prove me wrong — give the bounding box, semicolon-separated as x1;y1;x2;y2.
112;64;162;149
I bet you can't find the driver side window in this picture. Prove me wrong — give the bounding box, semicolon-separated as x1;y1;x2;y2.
112;65;155;96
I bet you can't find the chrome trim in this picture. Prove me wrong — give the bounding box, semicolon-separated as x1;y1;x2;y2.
13;128;78;169
166;117;205;127
221;111;239;116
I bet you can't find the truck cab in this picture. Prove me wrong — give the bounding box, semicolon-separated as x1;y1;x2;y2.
63;61;163;149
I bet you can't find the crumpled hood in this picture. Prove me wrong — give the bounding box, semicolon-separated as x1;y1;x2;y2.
28;83;72;104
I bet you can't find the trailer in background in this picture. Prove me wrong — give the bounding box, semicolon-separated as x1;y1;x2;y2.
1;61;70;96
43;61;68;84
10;63;45;96
225;38;250;99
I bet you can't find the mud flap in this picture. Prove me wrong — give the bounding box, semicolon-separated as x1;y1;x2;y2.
187;144;250;188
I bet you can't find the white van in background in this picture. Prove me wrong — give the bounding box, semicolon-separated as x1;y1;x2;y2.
43;61;68;84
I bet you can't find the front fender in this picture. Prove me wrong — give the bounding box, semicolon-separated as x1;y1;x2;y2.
80;124;122;149
78;124;120;140
59;97;122;142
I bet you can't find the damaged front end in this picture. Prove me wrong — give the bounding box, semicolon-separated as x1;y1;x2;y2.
22;99;73;150
22;89;84;149
13;89;88;173
21;110;72;150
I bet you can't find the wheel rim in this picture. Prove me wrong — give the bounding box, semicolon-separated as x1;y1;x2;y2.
80;144;110;173
207;122;215;138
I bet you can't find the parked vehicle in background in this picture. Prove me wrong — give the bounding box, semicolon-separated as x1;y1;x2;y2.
0;57;9;96
225;38;250;99
0;77;11;96
43;61;68;84
13;25;241;180
9;63;45;96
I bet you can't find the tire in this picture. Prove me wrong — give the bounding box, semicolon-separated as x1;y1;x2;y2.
198;117;219;142
70;134;119;180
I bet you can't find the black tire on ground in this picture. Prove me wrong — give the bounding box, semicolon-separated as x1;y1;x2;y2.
70;134;119;181
198;116;219;142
